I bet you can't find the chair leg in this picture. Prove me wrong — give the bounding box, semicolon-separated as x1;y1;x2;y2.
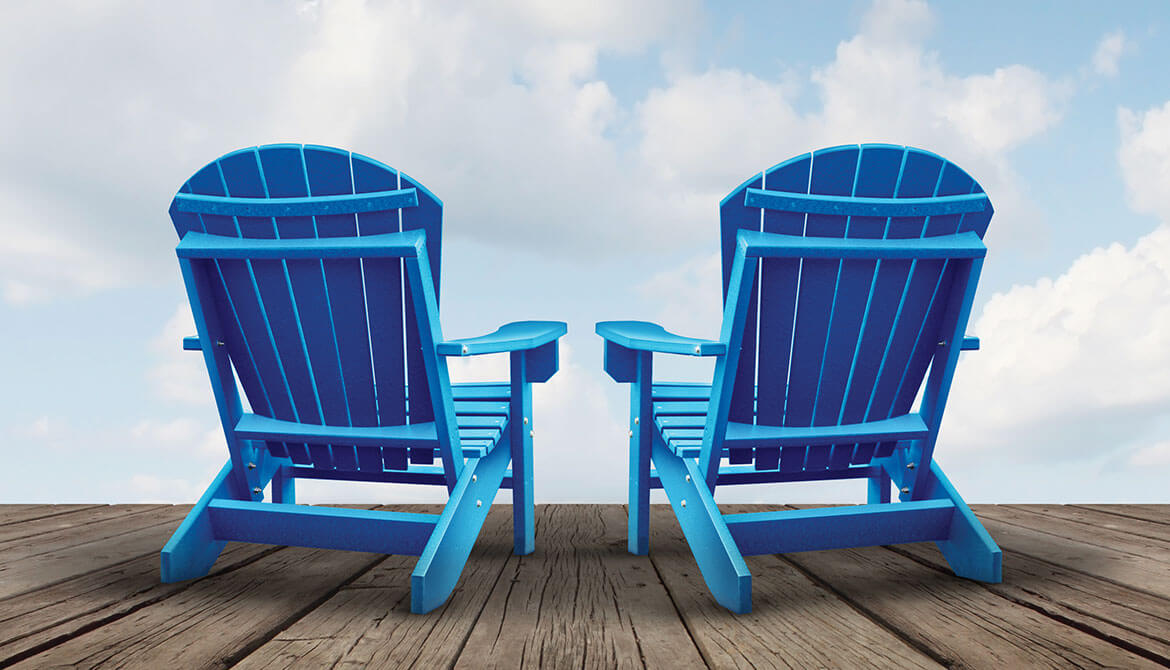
411;439;511;614
867;470;891;504
628;353;652;555
652;434;752;613
161;461;233;582
272;465;295;504
509;358;535;556
923;461;1002;583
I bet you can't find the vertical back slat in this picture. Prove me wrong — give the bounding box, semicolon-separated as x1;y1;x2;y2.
841;149;939;465
304;145;371;472
820;145;902;470
887;162;978;421
257;145;349;471
784;146;858;471
180;165;289;459
756;155;809;471
352;153;409;470
220;149;324;467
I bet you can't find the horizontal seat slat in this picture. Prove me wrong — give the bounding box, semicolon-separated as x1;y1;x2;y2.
724;414;929;447
235;413;438;447
173;187;418;217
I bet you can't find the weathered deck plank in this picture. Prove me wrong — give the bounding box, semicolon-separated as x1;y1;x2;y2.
1075;504;1170;526
975;508;1170;598
0;506;103;527
648;505;942;669
0;503;1166;668
0;506;189;600
232;504;513;670
456;504;704;670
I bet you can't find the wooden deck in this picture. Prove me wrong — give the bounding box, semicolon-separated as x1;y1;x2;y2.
0;504;1167;668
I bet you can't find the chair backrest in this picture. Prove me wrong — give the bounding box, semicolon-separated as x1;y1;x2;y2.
717;144;992;471
168;144;450;471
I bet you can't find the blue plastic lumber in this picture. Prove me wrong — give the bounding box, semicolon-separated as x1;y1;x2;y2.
234;413;439;448
744;188;989;217
722;413;929;448
510;353;535;555
172;187;419;217
179;258;259;499
700;241;760;487
596;321;725;356
403;240;463;487
161;461;233;582
649;465;881;489
437;320;567;356
961;336;980;350
882;459;1002;582
176;230;425;260
651;433;752;613
756;155;808;470
183;336;201;351
629;351;653;555
736;229;987;260
272;465;295;503
724;500;955;555
208;499;438;555
411;431;512;613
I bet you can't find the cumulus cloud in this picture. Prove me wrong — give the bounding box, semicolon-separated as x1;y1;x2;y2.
1092;30;1127;77
1119;100;1170;220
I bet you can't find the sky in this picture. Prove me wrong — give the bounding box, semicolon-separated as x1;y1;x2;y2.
1;0;1168;504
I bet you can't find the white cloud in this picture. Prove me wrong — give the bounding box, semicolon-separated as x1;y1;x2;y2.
147;304;212;406
1092;30;1126;77
1129;441;1170;467
1119;100;1170;220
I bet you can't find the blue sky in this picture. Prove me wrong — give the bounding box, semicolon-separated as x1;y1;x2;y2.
2;0;1168;503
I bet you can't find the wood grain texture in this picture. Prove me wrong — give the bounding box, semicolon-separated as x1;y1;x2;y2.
232;504;510;669
894;535;1170;665
0;506;103;527
0;506;188;600
10;547;384;669
456;504;704;670
781;541;1160;668
1075;505;1170;526
649;505;942;669
1009;503;1170;544
975;506;1170;598
0;505;165;545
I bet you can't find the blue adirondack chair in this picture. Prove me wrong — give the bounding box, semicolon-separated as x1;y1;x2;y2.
161;144;565;614
597;144;1002;613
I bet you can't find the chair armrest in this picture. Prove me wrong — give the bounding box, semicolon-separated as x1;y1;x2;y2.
961;336;979;351
437;321;567;356
595;321;725;356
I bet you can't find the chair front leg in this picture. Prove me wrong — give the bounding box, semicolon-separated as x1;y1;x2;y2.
628;351;653;555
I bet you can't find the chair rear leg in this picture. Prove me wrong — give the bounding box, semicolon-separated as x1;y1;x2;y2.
161;462;233;582
272;464;296;504
925;461;1002;583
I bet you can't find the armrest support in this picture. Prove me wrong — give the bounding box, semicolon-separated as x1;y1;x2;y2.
961;336;979;351
183;336;201;351
437;321;567;356
595;321;725;356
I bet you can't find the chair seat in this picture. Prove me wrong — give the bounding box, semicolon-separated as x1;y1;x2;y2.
651;383;907;470
265;383;513;470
